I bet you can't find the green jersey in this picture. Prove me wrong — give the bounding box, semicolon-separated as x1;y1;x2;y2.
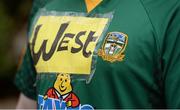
15;0;180;109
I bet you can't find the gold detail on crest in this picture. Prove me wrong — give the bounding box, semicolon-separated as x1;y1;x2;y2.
98;49;125;62
98;32;128;63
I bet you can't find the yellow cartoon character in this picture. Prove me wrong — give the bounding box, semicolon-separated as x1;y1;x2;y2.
44;73;80;108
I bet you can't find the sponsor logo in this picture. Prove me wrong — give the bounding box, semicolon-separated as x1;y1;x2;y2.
29;16;108;74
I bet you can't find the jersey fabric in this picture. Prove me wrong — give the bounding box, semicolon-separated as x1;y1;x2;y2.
15;0;180;109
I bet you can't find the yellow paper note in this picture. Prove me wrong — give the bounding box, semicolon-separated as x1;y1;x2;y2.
30;16;108;74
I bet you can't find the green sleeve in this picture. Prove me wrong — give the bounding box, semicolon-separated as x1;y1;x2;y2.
141;0;180;108
14;46;37;100
14;0;51;100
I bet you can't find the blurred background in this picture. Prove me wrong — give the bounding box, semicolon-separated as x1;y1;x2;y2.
0;0;32;108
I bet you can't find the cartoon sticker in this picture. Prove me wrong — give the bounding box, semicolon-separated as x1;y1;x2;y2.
38;73;94;110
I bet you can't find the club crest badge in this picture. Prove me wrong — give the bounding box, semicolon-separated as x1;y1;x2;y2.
98;32;128;62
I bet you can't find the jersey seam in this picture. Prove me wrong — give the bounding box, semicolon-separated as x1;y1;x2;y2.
138;0;161;59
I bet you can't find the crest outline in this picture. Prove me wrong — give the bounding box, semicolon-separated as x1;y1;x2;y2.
98;32;128;62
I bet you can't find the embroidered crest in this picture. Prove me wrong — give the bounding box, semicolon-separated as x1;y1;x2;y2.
98;32;128;62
